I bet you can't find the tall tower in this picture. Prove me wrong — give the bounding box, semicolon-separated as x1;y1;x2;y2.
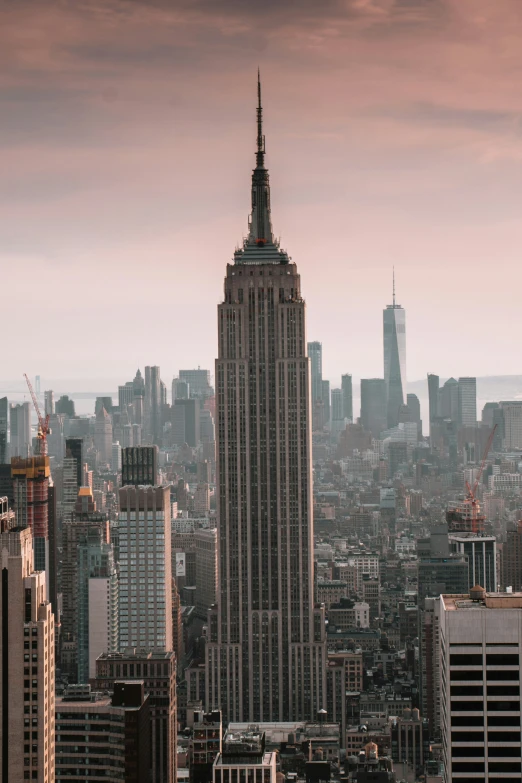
206;75;326;722
383;270;407;428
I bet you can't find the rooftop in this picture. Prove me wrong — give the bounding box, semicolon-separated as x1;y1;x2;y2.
442;591;522;611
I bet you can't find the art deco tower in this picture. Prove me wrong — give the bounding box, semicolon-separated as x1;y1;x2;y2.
206;76;326;722
383;271;407;428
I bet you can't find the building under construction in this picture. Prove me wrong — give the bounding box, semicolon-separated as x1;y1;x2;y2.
11;455;50;571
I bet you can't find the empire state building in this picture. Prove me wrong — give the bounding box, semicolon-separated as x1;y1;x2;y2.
206;77;326;722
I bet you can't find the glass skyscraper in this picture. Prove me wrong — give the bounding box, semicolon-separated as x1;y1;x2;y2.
383;274;407;428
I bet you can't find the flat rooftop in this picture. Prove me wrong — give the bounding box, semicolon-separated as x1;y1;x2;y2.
442;592;522;611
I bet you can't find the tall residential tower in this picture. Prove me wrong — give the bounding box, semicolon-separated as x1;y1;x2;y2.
206;76;326;723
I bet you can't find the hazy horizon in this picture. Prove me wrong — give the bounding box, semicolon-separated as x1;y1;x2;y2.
2;0;522;382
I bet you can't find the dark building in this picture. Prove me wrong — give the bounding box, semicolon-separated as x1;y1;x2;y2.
94;650;177;783
11;455;51;573
56;395;76;417
391;709;429;774
65;437;83;488
341;374;353;422
360;379;387;439
190;709;222;783
121;445;159;486
0;464;13;506
112;681;151;783
427;373;439;430
172;399;201;446
388;442;408;479
48;484;59;619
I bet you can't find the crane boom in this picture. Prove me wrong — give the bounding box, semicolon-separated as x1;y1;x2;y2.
24;373;50;454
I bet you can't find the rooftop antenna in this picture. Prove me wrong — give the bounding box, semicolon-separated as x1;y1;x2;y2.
256;68;265;168
393;267;396;307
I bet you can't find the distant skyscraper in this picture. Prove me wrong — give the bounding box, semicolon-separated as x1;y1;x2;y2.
341;374;353;423
308;341;323;405
94;406;112;465
172;398;200;446
406;392;422;439
499;401;522;449
206;76;326;722
9;402;31;458
172;378;190;401
118;485;172;650
56;395;75;417
321;379;331;424
44;389;55;417
121;445;159;486
383;272;406;428
439;377;459;421
179;368;212;398
111;441;122;473
331;388;343;422
360;379;387;438
65;437;84;488
427;373;439;428
0;396;8;463
0;527;55;782
145;366;163;445
458;376;477;426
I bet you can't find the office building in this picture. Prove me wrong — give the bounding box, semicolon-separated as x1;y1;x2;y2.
406;393;422;439
499;400;522;449
0;396;8;463
94;406;113;465
55;682;150;783
321;379;331;424
213;729;277;783
206;78;326;722
195;527;218;619
360;379;387;438
449;532;497;593
76;528;118;682
0;527;55;782
122;445;159;486
439;588;522;781
44;390;55;416
65;437;83;487
194;482;211;515
145;365;163;445
331;388;344;422
341;373;353;422
200;409;215;443
9;401;31;458
308;341;323;407
46;412;65;463
95;650;177;783
11;454;50;573
118;485;172;650
458;376;477;426
118;381;135;412
179;369;213;399
383;274;407;428
172;378;190;401
172;398;201;447
56;395;75;417
391;709;429;773
503;520;522;591
439;377;459;421
112;441;122;472
388;441;408;479
427;373;439;431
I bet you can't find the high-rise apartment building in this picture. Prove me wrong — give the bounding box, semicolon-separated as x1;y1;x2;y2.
360;379;387;438
95;650;177;783
0;396;8;463
121;445;159;486
206;78;326;722
458;376;477;426
331;388;344;422
439;589;522;781
9;401;31;458
11;454;50;573
383;275;406;428
341;374;353;423
118;485;172;650
0;527;55;782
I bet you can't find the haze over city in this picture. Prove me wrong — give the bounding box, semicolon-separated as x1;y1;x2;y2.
3;0;522;382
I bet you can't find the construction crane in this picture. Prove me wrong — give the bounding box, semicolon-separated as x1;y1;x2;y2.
24;373;50;456
465;424;497;534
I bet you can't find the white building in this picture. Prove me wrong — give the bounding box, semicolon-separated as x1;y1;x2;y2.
439;589;522;782
118;485;172;650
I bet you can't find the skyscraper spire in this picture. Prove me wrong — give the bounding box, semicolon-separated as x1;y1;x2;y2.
393;266;396;307
256;68;265;169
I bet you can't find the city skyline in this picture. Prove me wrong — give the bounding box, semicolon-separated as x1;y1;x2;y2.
3;0;522;381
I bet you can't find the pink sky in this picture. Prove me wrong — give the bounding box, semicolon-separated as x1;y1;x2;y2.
2;0;522;387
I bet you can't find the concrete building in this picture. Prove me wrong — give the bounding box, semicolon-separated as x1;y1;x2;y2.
0;527;55;782
95;650;177;783
9;401;31;458
206;79;326;723
95;406;113;465
458;377;477;426
213;729;277;783
383;274;407;428
195;527;217;619
118;485;172;650
341;373;353;422
361;379;387;439
439;588;522;782
55;682;150;782
122;445;159;487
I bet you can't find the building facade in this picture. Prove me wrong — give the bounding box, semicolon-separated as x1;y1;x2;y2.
206;78;326;722
383;279;407;429
121;445;159;486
